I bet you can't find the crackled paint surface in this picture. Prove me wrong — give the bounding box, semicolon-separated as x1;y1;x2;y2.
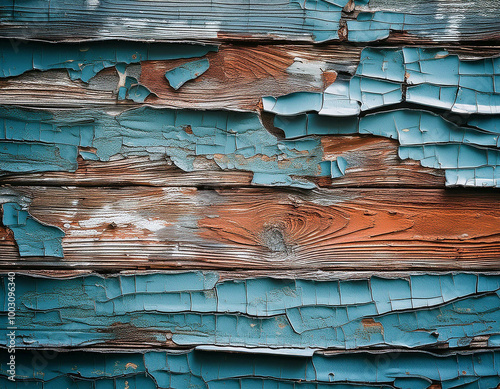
0;106;327;189
1;349;500;388
267;48;500;187
2;272;499;349
0;40;216;102
0;40;216;81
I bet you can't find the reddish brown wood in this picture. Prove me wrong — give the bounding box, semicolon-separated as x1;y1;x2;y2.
2;186;499;270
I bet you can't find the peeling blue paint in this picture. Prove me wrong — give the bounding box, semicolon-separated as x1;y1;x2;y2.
267;47;500;187
1;349;499;388
0;106;325;189
2;272;499;349
1;202;64;257
265;47;500;116
320;157;347;178
165;58;210;90
0;40;217;82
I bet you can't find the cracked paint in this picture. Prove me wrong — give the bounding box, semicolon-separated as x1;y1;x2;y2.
265;47;500;115
1;349;499;388
267;47;500;187
0;40;215;103
2;272;499;349
0;40;217;82
0;106;327;189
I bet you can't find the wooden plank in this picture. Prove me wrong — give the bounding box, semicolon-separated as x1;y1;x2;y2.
2;186;500;270
0;136;445;188
1;0;499;43
2;272;498;350
1;349;498;388
1;44;499;109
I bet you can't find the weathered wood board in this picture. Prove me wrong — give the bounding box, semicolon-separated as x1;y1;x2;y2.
0;0;500;387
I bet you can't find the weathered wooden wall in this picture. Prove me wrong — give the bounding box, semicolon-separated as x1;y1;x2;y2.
1;0;500;387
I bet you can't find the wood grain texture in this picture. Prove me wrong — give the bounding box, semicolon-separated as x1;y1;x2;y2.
2;186;499;270
1;0;499;43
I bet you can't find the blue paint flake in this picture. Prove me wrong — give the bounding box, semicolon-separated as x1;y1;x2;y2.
165;58;210;90
1;202;64;257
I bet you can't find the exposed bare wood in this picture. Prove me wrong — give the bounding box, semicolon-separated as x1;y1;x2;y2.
2;186;499;270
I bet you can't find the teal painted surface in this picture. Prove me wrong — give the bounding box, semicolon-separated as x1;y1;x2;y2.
0;40;216;81
0;106;326;188
265;48;500;116
1;349;499;388
165;58;210;90
267;47;500;188
1;203;64;257
2;272;499;349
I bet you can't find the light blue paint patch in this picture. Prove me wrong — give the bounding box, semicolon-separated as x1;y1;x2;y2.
320;80;361;116
406;84;458;110
347;12;404;42
469;116;500;134
356;48;405;82
1;202;64;257
2;273;500;349
2;349;499;388
349;76;403;110
262;92;323;116
127;84;152;103
78;151;99;160
0;40;217;82
116;75;153;103
165;58;210;90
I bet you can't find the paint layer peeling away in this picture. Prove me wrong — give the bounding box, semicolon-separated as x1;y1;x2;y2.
165;58;210;90
1;203;64;258
0;106;326;189
0;189;64;258
1;349;500;388
0;40;217;102
0;0;499;42
265;48;500;188
2;272;500;349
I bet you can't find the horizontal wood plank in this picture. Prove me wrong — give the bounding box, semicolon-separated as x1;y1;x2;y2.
2;186;499;270
0;136;445;188
1;0;499;43
1;44;499;109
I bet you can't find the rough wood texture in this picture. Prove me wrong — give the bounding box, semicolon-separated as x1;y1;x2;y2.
1;0;499;42
2;186;499;270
